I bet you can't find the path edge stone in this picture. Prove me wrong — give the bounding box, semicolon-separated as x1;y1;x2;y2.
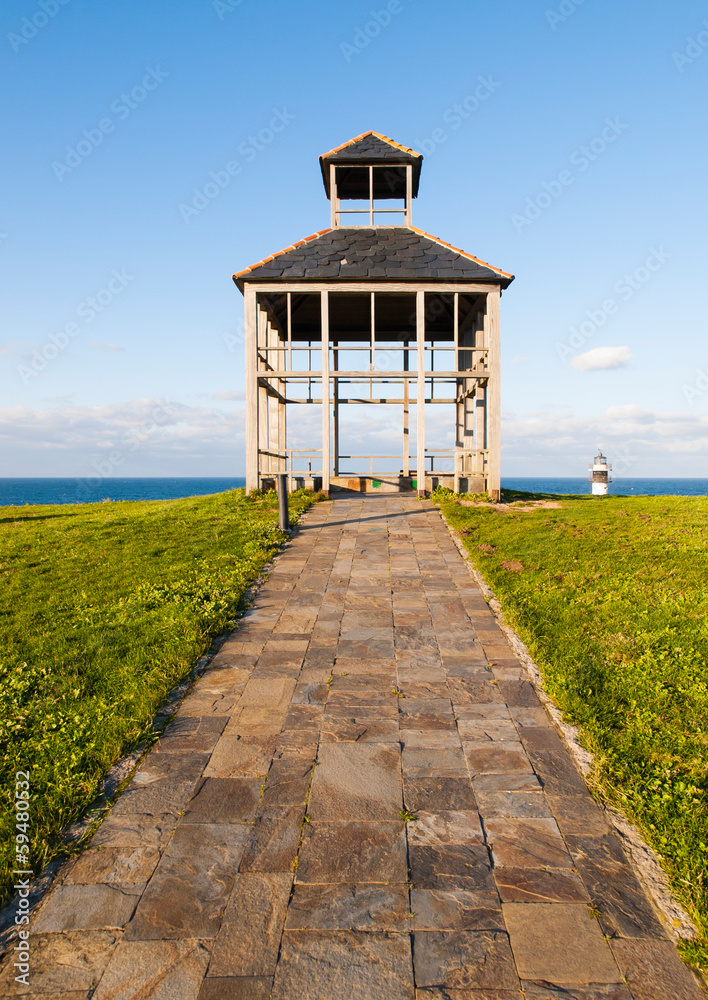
440;507;699;948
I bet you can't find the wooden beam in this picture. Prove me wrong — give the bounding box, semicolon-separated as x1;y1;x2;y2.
245;289;259;494
416;290;426;496
245;281;505;295
321;291;330;495
279;397;458;405
252;369;487;379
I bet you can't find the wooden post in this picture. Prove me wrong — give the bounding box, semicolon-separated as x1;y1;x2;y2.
267;316;277;474
474;302;487;477
416;290;426;496
321;291;330;496
403;340;409;478
486;287;501;499
369;165;374;226
370;293;375;372
245;288;259;494
453;292;461;492
286;291;292;373
330;164;337;228
258;306;269;479
277;368;287;474
333;346;339;477
405;164;413;226
475;384;487;454
274;303;286;474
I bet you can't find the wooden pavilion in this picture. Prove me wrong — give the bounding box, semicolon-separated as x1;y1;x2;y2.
233;131;514;497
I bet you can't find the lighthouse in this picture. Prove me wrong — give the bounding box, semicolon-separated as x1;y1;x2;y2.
588;450;612;495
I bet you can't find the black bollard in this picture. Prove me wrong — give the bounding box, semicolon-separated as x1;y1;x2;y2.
276;473;289;531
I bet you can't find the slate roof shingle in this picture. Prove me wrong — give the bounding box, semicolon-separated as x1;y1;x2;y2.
319;132;423;197
233;227;514;290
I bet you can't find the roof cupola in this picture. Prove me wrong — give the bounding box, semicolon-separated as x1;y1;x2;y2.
318;131;422;228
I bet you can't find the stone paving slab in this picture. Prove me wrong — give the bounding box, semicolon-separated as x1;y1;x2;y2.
2;495;705;999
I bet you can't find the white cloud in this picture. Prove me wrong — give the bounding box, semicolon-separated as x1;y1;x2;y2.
0;399;245;477
87;341;125;352
42;395;76;406
511;355;529;364
2;396;707;479
501;404;708;475
571;346;632;371
212;390;246;400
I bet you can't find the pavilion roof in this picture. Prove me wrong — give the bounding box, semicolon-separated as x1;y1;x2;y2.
233;226;514;289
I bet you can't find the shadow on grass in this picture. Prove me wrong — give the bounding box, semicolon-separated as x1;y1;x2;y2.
0;513;76;524
500;487;595;502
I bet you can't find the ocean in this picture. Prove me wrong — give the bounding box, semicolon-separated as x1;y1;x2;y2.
501;477;708;497
0;478;247;507
0;476;706;506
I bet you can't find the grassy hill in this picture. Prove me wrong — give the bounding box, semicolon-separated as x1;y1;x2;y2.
438;490;708;972
0;488;319;904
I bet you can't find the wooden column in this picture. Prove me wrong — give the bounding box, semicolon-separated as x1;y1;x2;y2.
330;164;338;228
475;385;487;454
405;164;413;226
370;293;375;372
416;290;426;497
267;317;277;474
369;166;374;226
321;291;330;495
278;395;286;473
403;341;409;477
258;305;269;479
244;288;259;494
486;287;501;498
333;347;339;477
277;311;286;474
453;292;461;492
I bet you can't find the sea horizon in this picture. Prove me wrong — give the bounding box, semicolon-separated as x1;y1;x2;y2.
0;476;706;506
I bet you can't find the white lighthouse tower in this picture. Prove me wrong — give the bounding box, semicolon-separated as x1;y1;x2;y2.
589;450;612;495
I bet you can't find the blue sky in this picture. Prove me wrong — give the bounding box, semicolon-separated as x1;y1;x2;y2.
1;0;707;478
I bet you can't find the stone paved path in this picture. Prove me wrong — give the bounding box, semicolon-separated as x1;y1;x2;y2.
2;496;704;999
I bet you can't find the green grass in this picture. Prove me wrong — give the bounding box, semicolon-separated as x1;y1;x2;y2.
437;490;708;972
0;487;319;905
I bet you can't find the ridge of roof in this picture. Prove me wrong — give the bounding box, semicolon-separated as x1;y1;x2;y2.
410;226;514;280
319;131;422;161
232;229;333;281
